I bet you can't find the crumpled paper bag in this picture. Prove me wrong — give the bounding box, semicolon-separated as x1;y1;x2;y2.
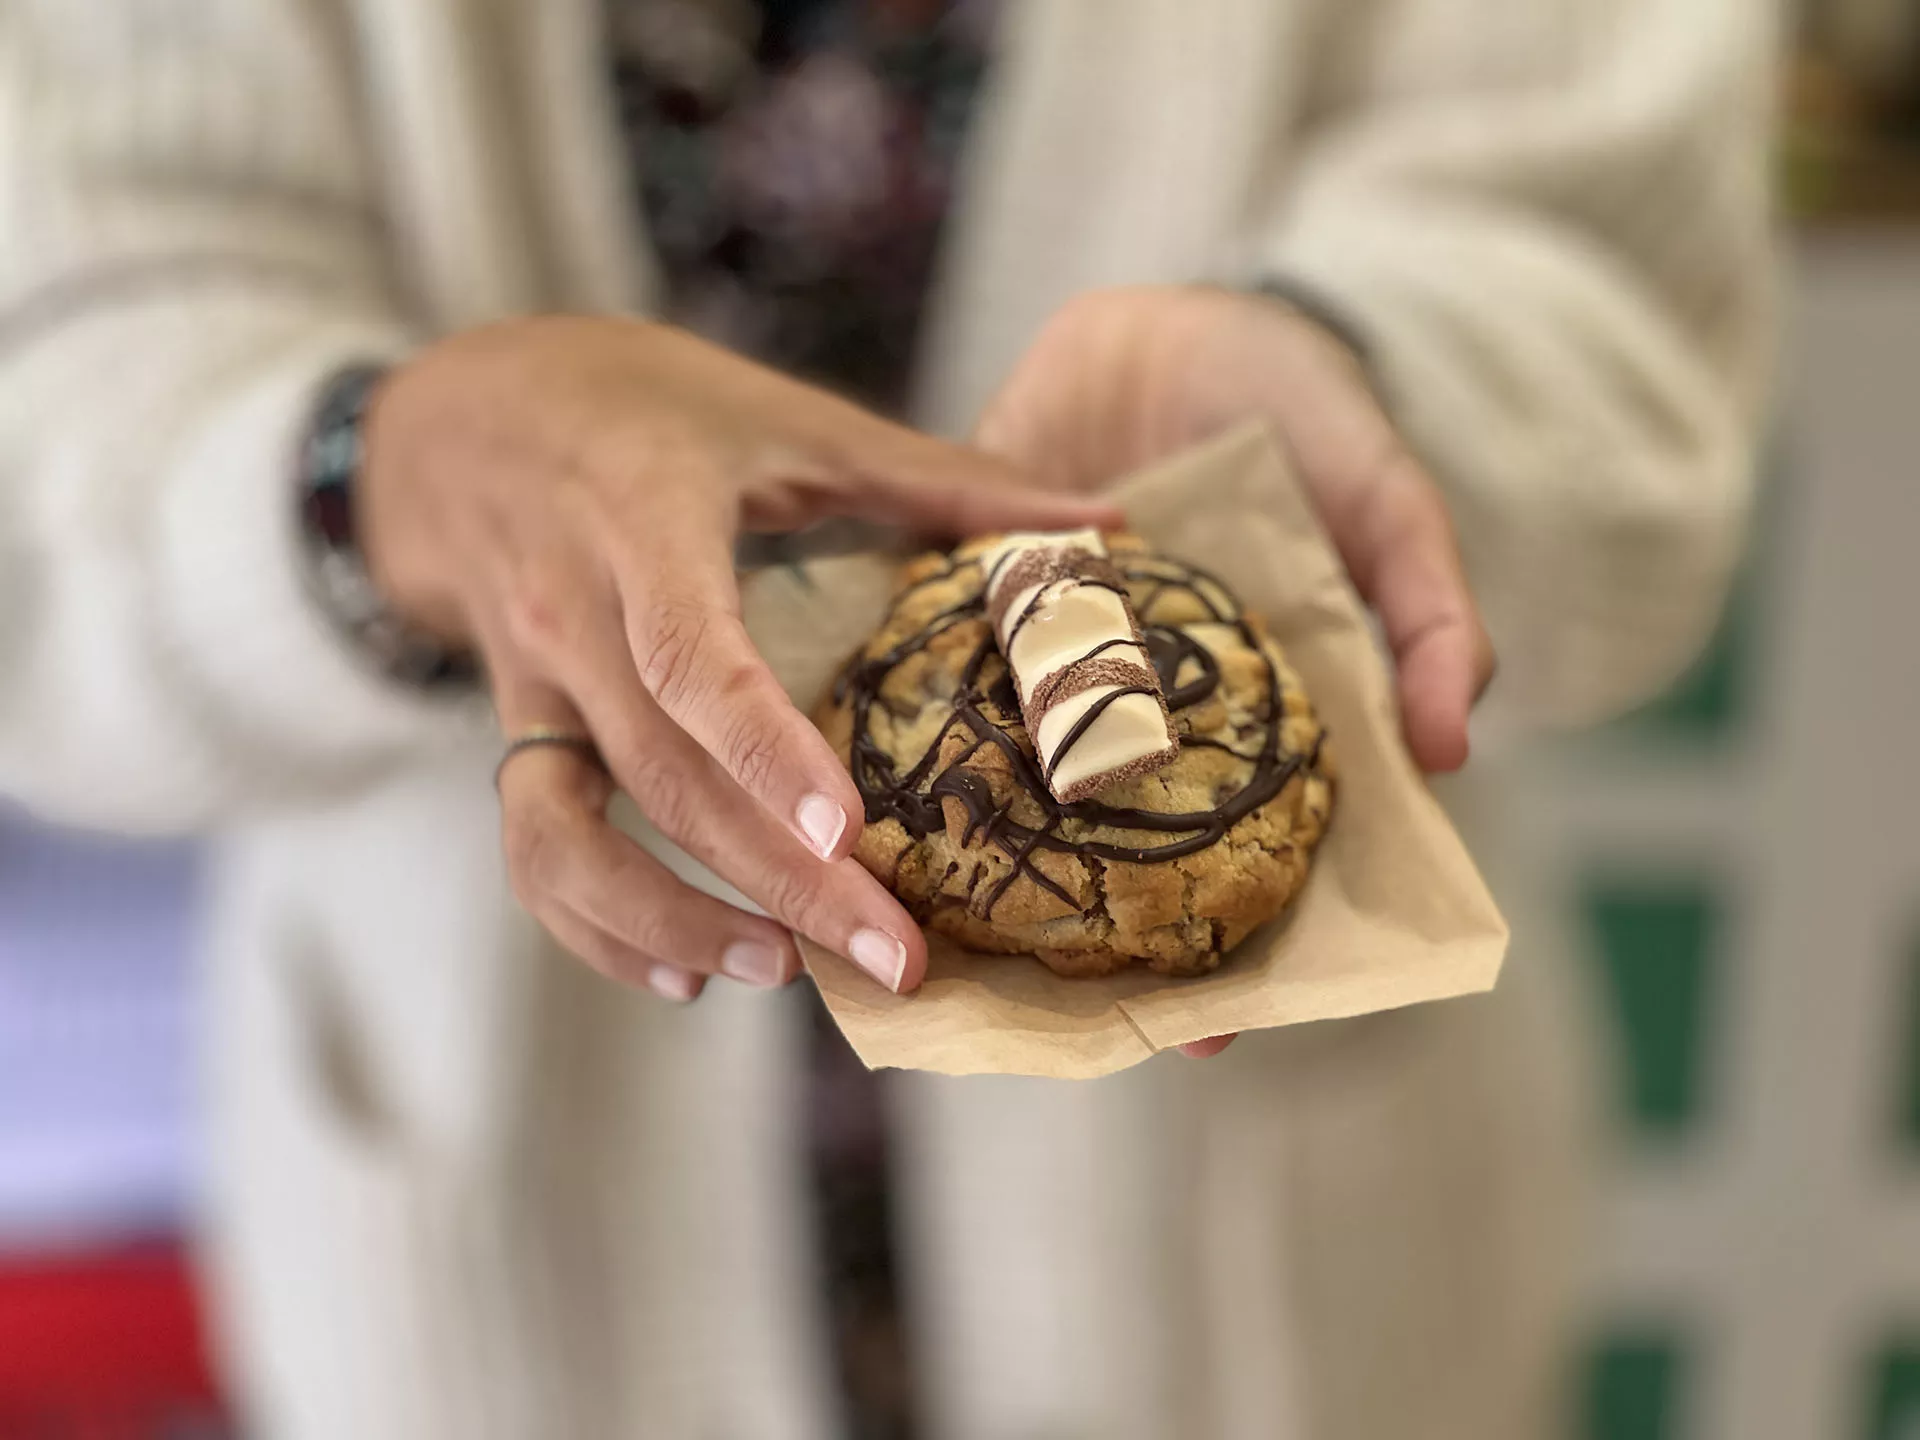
740;423;1507;1079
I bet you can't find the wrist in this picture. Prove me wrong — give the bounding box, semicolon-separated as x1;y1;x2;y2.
299;363;477;686
1240;277;1376;388
353;362;474;648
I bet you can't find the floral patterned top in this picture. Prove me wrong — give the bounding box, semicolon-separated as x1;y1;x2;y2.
608;0;1002;414
608;9;1002;1428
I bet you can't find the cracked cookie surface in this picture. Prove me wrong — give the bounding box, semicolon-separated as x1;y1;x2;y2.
813;533;1335;978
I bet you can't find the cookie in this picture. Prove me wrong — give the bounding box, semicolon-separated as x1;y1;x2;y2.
814;533;1335;978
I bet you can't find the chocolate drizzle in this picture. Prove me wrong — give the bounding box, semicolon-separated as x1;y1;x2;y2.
836;551;1319;917
999;574;1133;656
1142;627;1220;711
1065;636;1150;668
1027;654;1159;725
1038;683;1158;786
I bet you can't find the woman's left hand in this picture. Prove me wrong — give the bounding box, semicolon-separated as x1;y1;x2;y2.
977;285;1496;1059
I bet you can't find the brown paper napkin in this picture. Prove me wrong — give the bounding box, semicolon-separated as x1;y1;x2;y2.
741;423;1508;1078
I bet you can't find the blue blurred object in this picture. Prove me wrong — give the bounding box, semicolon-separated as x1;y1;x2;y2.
0;807;201;1246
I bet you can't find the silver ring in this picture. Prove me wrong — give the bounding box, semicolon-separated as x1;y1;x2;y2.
494;727;603;788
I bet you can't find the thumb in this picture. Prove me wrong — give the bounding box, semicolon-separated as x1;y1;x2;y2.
831;413;1125;538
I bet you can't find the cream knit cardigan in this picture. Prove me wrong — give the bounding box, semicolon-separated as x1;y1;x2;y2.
0;1;1773;1437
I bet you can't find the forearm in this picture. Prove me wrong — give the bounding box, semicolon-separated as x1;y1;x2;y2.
0;285;474;833
0;0;505;832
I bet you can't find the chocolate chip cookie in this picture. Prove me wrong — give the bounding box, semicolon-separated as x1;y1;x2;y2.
814;533;1335;977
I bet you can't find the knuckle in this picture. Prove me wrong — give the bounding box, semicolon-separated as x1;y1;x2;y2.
621;753;699;843
588;890;657;960
625;906;702;975
584;854;670;953
636;597;715;709
619;902;685;969
598;866;718;974
502;575;579;654
597;732;650;798
590;714;647;784
753;861;825;936
574;929;648;987
503;808;565;902
712;650;764;703
718;711;783;798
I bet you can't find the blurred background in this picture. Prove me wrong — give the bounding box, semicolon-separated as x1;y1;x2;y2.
2;2;1918;1438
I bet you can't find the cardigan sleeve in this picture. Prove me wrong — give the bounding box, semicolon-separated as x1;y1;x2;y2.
0;2;466;834
1256;0;1777;729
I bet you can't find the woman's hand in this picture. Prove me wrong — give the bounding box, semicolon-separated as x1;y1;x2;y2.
978;285;1496;1059
358;316;1122;1002
979;284;1494;774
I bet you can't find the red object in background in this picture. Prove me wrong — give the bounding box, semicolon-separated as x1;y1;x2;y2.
0;1241;229;1438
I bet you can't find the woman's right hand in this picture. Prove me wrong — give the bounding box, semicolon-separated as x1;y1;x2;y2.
358;316;1122;1002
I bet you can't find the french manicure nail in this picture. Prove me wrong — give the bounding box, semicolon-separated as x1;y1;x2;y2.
797;793;847;859
848;928;908;993
647;965;701;1003
722;940;787;988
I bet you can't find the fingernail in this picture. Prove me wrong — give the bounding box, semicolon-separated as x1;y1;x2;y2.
722;939;788;988
647;965;701;1003
848;928;908;993
797;793;847;860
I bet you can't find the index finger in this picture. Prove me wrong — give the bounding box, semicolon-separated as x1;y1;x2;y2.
620;510;869;866
806;394;1128;535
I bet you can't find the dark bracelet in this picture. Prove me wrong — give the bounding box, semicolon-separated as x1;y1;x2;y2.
299;363;478;689
1248;276;1376;374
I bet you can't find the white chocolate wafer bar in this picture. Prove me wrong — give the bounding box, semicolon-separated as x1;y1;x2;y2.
979;530;1180;803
